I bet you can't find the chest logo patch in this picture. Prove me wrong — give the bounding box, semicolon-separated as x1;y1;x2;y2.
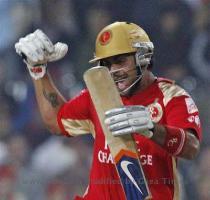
148;102;163;123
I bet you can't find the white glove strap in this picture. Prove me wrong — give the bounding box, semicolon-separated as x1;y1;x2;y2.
26;62;47;80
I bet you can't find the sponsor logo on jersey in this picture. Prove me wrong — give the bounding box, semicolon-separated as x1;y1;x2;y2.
185;98;198;114
98;150;114;164
98;140;153;165
148;101;163;123
98;140;114;164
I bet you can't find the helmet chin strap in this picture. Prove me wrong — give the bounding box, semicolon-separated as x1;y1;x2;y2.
119;65;142;96
120;47;153;96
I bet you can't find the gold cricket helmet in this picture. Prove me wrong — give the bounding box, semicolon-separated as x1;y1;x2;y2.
89;21;151;63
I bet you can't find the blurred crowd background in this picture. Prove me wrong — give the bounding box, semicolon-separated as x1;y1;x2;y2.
0;0;209;199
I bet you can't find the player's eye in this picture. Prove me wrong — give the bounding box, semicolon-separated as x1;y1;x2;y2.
101;56;127;68
100;59;112;68
113;55;127;65
100;53;134;69
110;68;128;82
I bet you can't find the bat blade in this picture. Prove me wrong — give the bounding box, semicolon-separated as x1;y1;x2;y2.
84;66;151;200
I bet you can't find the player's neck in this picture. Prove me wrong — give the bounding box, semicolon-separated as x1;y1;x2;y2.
122;70;156;97
136;71;156;92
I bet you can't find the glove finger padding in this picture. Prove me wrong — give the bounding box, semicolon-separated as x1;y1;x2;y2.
15;38;40;63
105;105;154;138
15;32;48;64
48;42;68;62
108;117;149;131
111;125;153;137
15;29;68;80
105;110;147;125
25;40;45;62
34;29;54;53
105;105;146;117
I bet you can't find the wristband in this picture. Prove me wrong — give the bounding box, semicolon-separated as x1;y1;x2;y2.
163;125;186;156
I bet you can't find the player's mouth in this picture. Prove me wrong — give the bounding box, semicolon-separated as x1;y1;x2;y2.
114;76;129;91
110;67;135;91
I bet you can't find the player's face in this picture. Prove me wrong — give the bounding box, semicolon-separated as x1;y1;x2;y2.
101;54;138;93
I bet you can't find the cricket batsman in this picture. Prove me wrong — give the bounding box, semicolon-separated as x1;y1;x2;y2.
15;22;202;199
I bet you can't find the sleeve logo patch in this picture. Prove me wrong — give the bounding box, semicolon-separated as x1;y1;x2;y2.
185;98;198;114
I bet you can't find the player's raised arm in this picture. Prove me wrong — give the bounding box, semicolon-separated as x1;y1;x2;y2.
15;30;68;134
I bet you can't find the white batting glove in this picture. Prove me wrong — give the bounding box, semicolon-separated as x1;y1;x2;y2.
15;29;68;80
105;106;154;138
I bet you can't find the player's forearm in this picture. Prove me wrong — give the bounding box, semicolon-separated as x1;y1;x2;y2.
15;29;69;133
151;124;200;160
33;72;66;134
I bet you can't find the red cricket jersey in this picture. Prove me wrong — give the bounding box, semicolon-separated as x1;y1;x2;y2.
57;78;202;200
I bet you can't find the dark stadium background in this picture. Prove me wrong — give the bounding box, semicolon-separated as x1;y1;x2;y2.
0;0;209;199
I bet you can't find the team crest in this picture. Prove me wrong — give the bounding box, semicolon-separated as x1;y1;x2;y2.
99;30;112;45
148;102;163;123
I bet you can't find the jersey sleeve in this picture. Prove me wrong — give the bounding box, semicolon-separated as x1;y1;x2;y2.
165;95;202;141
57;90;94;137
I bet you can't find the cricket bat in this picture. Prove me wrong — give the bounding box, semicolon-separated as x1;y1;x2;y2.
84;66;151;200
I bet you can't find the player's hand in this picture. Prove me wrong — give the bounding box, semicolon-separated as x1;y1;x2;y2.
105;105;154;138
15;29;68;80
